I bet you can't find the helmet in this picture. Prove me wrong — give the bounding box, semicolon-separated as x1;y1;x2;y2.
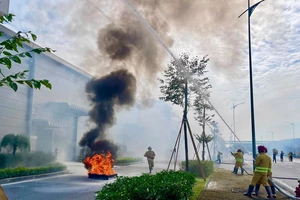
258;145;265;153
237;149;242;152
264;147;268;153
148;146;152;150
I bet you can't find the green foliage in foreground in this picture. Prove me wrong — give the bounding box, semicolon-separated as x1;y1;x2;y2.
95;170;196;200
189;178;206;200
115;157;143;165
181;160;214;178
0;151;56;168
0;163;66;179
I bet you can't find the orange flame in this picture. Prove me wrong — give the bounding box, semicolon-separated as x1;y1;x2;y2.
84;151;116;175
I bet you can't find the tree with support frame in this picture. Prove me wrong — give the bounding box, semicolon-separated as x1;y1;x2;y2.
159;53;211;178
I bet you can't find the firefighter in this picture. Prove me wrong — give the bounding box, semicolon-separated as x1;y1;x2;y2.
144;146;156;174
280;151;284;162
252;147;276;198
231;149;244;175
244;145;272;198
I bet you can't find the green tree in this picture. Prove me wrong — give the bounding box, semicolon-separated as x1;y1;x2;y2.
0;14;54;91
195;134;214;161
159;53;213;161
159;53;210;108
193;95;214;160
0;134;30;155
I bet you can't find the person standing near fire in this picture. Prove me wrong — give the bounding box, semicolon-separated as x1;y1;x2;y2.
231;149;244;175
252;147;276;198
144;146;155;174
244;145;272;198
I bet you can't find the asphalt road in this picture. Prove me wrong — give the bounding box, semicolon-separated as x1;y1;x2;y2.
2;157;299;199
2;161;168;200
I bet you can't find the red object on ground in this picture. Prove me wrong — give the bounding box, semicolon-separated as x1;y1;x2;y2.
295;186;300;197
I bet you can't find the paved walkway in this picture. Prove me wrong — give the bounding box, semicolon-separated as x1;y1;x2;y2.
199;168;289;200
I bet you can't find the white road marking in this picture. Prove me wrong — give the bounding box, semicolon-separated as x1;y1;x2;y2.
1;174;70;186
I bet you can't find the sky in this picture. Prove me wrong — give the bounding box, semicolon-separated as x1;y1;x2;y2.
5;0;300;143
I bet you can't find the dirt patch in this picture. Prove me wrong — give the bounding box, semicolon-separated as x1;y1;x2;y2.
199;168;289;200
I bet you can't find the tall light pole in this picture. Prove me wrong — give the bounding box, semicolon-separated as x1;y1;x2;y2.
286;121;295;155
269;131;274;142
231;102;245;145
239;0;265;171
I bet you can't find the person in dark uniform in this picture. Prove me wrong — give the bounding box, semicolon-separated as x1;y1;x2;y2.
280;151;284;162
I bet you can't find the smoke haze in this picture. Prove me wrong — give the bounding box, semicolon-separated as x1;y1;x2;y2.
79;69;136;153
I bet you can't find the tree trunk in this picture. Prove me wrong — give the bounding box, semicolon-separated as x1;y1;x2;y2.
13;146;17;156
202;140;205;161
202;107;206;161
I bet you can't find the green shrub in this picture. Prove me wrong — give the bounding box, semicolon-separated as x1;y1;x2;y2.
0;151;56;168
189;178;206;200
0;163;66;179
95;170;196;200
181;160;214;178
115;157;143;165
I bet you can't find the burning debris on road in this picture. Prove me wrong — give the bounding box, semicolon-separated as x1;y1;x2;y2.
84;151;117;179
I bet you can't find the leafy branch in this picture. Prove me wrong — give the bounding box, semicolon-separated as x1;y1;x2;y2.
0;13;54;92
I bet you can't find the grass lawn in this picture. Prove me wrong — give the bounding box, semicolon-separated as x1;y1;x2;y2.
189;178;206;200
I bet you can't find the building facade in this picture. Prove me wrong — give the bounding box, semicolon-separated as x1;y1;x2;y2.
0;25;91;161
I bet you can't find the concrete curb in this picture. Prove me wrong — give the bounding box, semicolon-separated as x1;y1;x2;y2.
0;170;70;184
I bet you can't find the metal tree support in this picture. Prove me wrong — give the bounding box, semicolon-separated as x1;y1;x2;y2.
167;116;207;181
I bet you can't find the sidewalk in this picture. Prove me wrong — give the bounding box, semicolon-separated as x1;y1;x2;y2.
199;168;290;200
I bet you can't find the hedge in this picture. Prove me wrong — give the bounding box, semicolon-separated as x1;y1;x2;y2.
95;170;196;200
115;157;143;165
181;160;214;178
0;163;66;179
0;151;56;168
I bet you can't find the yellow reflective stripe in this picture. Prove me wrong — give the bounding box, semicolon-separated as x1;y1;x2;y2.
256;167;269;170
255;169;268;173
236;158;243;162
255;167;268;172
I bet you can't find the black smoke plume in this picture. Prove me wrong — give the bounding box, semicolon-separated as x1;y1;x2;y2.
79;69;136;157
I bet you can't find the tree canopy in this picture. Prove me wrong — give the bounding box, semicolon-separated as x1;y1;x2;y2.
159;53;211;108
0;134;30;155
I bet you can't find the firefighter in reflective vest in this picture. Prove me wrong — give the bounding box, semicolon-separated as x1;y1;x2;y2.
144;146;156;174
231;149;244;175
252;147;276;198
244;145;272;198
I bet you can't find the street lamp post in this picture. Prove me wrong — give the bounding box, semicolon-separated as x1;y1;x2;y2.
269;131;274;142
286;121;295;155
239;0;265;171
231;102;245;145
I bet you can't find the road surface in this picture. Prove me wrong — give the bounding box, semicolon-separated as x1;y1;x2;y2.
2;161;168;200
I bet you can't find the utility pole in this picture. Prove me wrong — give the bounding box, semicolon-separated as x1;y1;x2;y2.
238;0;265;171
231;102;245;145
286;121;295;155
